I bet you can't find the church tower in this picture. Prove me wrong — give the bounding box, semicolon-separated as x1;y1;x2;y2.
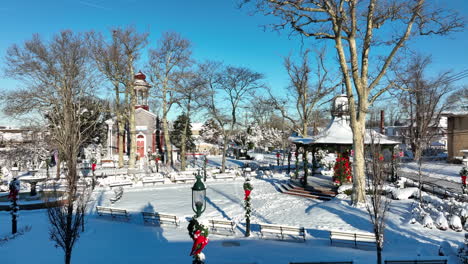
134;71;151;111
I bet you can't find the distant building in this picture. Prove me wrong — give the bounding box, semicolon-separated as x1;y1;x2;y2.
444;112;468;161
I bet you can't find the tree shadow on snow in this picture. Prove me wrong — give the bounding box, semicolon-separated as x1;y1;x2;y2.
140;202;168;243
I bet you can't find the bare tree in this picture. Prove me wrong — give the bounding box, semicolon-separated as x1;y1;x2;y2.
271;49;338;137
199;62;264;172
174;69;208;170
87;28;148;168
446;85;468;112
3;31;102;264
365;137;391;264
149;32;193;167
398;55;454;201
243;0;464;204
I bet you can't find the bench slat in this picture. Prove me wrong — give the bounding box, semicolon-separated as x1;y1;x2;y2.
142;212;178;226
259;223;305;241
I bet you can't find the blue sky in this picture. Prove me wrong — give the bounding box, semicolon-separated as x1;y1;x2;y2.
0;0;467;125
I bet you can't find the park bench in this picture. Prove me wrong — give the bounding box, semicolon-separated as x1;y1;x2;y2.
213;173;236;180
109;181;133;189
96;206;130;220
170;172;196;183
110;187;124;204
142;177;165;186
259;223;306;241
289;261;353;264
384;260;447;264
141;212;179;226
329;230;376;248
208;219;236;234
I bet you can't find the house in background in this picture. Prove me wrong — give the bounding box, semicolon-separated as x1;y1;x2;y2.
444;111;468;161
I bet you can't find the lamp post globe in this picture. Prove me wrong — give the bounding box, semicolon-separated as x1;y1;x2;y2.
192;171;206;218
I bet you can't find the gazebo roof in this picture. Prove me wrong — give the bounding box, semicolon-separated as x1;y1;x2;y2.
290;116;399;146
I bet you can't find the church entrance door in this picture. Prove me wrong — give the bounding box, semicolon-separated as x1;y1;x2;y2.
137;135;145;158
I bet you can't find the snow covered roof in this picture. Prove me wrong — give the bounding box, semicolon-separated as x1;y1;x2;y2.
289;116;399;146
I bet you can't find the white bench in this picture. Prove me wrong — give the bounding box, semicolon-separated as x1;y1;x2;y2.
141;212;179;226
259;223;306;241
329;230;376;247
142;177;165;186
208;219;236;234
96;206;130;220
170;172;196;183
110;187;124;204
109;181;133;189
213;173;236;180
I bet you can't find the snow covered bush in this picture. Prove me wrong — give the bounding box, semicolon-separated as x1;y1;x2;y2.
423;214;434;229
435;213;449;230
254;154;264;162
392;187;418;200
449;215;463;232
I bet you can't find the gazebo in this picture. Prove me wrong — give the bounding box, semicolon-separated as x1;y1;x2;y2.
289;94;400;184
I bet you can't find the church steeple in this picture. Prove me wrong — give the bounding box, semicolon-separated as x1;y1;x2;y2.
134;71;151;111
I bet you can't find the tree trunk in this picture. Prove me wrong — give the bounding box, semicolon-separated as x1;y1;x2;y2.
128;100;136;169
117;121;125;168
351;120;366;205
377;245;382;264
180;120;188;171
162;117;172;167
56;156;61;180
221;134;228;173
65;249;71;264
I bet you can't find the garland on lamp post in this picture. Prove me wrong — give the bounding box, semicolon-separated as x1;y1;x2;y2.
243;177;253;237
187;217;209;264
8;178;20;234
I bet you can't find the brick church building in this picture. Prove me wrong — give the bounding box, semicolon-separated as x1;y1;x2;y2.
104;72;165;161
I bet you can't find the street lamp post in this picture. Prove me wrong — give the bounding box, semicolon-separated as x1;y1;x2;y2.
188;170;209;264
9;168;20;234
192;170;206;218
243;167;253;237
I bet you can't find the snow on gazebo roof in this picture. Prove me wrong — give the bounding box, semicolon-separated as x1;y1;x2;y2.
289;94;399;146
289;117;399;146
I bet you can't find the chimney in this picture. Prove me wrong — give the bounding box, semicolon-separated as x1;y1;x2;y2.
380;110;385;134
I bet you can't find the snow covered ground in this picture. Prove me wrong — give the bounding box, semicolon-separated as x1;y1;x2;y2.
400;161;464;184
0;171;465;264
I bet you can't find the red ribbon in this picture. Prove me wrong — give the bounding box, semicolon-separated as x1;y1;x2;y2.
244;189;251;200
91;163;96;172
8;189;18;200
190;230;208;256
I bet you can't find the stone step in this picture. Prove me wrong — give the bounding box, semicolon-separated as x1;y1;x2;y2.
279;183;334;201
288;183;337;196
282;190;333;201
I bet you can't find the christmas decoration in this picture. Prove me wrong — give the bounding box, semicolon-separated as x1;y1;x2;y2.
9;178;20;234
333;152;352;185
460;167;467;194
243;178;253;236
187;217;209;264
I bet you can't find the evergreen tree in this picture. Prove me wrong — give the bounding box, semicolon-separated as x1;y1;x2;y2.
171;113;195;152
200;119;221;145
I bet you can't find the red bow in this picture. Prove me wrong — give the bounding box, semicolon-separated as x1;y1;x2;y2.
190;230;208;256
91;163;97;171
244;189;251;200
8;189;19;200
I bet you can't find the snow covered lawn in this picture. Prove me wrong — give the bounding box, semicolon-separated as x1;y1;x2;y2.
400;161;464;184
0;174;464;263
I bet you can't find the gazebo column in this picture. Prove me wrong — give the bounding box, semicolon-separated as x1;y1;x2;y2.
302;146;308;187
